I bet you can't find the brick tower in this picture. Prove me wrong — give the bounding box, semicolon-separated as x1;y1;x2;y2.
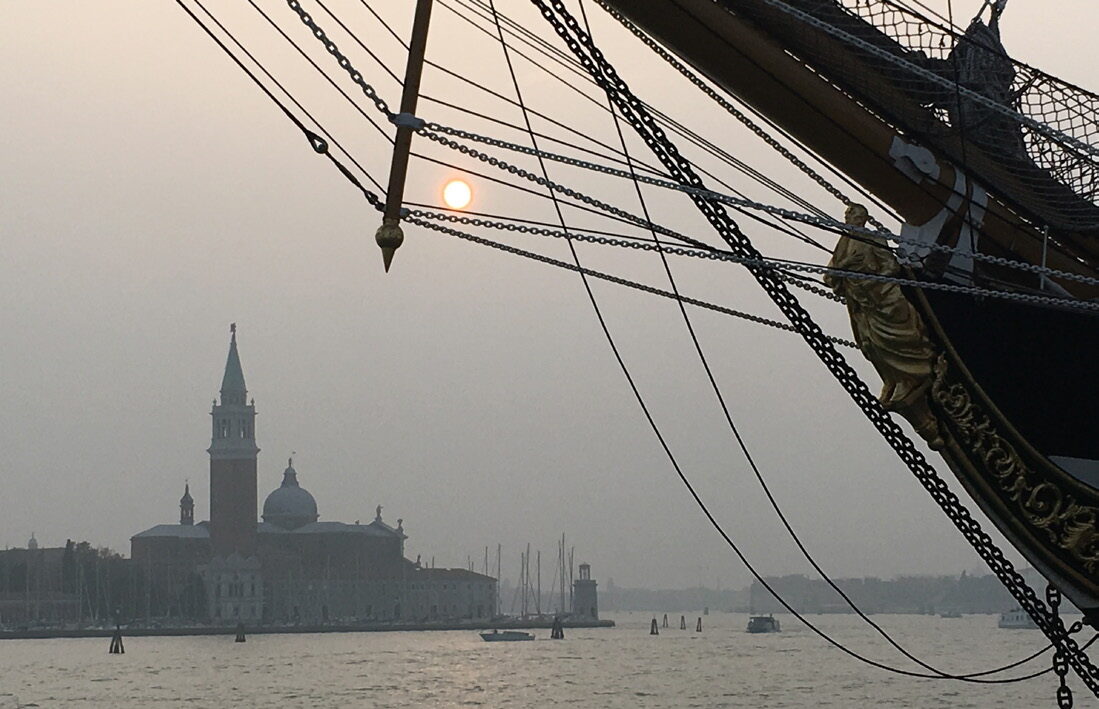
208;324;259;557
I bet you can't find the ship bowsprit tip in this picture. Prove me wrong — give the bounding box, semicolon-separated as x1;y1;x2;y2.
375;219;404;273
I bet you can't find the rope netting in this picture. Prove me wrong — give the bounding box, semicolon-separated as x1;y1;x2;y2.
724;0;1099;232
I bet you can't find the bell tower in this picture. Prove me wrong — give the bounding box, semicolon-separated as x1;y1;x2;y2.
208;324;259;557
180;482;194;526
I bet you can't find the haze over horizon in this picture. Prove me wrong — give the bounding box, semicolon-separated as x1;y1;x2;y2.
2;0;1091;591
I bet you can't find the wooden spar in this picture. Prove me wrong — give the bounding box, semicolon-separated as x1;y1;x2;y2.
375;0;435;273
599;0;1099;296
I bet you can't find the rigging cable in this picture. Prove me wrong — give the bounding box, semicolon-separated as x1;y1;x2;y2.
411;206;1079;685
530;0;1099;693
595;0;1098;286
179;0;1085;683
588;3;1099;291
413;126;1099;308
174;0;384;203
357;0;833;251
574;0;1061;684
408;215;852;346
262;0;699;243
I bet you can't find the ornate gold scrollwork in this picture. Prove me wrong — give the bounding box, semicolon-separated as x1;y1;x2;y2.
826;205;943;448
930;354;1099;573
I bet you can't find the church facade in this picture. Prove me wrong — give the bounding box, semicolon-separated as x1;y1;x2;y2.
131;328;496;624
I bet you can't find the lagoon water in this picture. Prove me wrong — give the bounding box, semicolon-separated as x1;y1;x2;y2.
0;612;1084;707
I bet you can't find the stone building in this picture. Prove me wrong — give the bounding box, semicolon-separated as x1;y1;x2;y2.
130;327;496;624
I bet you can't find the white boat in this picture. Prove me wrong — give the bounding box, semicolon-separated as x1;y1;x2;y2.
480;630;534;642
998;608;1038;629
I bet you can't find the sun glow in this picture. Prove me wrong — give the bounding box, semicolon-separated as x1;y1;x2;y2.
442;179;473;209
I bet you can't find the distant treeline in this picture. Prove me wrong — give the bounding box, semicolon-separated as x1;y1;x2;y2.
601;570;1046;614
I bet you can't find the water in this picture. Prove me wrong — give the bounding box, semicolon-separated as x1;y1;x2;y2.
0;613;1082;707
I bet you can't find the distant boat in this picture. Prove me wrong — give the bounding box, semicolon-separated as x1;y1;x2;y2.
998;607;1039;629
747;615;781;633
939;611;963;618
480;630;534;642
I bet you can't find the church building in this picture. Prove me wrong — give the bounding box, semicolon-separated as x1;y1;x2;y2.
131;327;496;624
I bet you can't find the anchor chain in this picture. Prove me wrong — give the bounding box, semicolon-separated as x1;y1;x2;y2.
528;0;1099;695
285;0;392;117
1049;586;1075;708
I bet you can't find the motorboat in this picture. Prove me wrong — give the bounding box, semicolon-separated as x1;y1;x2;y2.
747;615;781;633
480;629;535;642
999;608;1039;629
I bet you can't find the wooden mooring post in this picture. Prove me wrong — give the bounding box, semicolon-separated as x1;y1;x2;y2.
650;618;659;635
235;622;247;643
662;613;668;628
680;615;686;630
108;625;124;654
550;616;565;640
696;617;703;632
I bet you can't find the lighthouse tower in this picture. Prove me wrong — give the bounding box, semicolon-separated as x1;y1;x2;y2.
207;324;259;557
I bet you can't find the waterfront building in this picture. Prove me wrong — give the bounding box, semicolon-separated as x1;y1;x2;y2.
130;327;497;624
0;537;80;626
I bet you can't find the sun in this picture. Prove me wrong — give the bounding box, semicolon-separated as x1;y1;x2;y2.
442;179;473;209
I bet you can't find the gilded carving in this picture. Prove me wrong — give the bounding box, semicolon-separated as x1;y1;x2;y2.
930;353;1099;573
826;204;942;447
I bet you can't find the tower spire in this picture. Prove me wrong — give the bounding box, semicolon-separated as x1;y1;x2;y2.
180;481;195;526
220;323;247;406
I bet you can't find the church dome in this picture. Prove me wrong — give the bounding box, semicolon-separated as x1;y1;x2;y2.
262;460;318;530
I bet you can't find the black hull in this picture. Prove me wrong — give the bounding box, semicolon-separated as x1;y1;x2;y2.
922;290;1099;464
916;288;1099;621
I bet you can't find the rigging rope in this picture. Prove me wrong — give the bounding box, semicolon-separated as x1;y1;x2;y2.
419;121;1099;292
758;0;1099;161
529;0;1099;694
179;0;1091;688
410;206;1099;313
175;0;385;204
576;0;1087;685
595;0;896;232
374;0;836;248
409;214;853;345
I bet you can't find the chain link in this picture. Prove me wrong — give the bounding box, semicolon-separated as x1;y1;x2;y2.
410;205;1099;312
595;0;893;233
286;0;392;117
425;121;1099;294
406;214;857;346
1047;586;1075;708
531;0;1099;694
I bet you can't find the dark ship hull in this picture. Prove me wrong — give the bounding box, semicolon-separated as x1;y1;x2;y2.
601;0;1099;621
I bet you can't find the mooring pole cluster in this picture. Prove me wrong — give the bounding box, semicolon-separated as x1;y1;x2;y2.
108;625;124;654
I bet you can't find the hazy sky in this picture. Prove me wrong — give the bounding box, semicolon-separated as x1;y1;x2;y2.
3;0;1095;590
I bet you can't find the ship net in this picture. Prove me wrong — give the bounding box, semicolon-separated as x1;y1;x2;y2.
726;0;1099;235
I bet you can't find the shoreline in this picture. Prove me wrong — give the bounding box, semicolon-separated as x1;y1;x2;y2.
0;617;614;640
